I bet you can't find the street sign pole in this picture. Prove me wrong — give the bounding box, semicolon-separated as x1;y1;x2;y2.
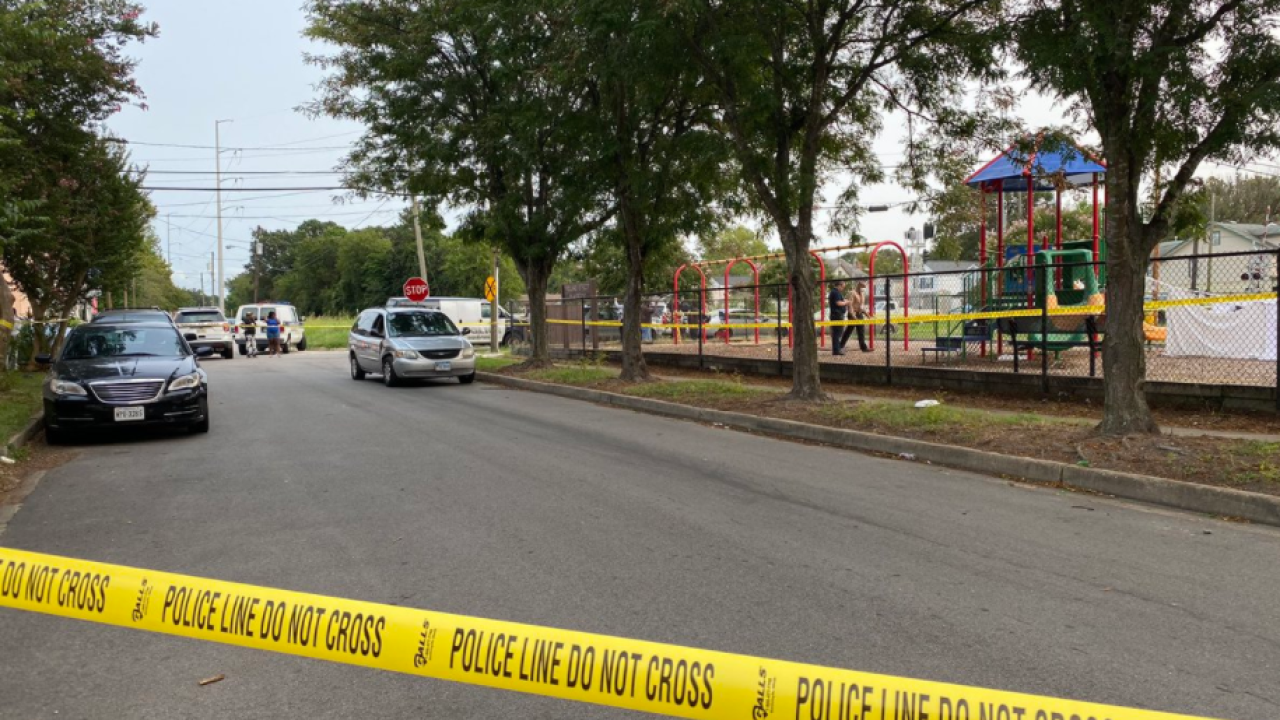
491;251;500;353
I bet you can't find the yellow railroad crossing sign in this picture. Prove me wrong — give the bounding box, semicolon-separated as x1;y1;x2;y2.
484;276;497;302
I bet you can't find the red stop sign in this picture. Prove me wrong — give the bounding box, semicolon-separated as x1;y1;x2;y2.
403;277;430;302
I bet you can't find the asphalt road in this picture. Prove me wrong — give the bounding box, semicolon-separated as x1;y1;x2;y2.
1;351;1278;719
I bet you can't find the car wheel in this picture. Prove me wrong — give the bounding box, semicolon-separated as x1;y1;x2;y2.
222;347;234;360
191;400;210;434
297;336;308;351
44;424;67;446
350;354;366;380
282;338;292;354
237;343;247;356
459;372;476;385
382;356;400;387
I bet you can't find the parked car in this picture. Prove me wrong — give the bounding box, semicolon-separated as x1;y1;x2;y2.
348;307;477;387
90;307;176;326
173;307;234;359
39;321;211;443
697;309;785;341
233;302;306;354
389;297;515;347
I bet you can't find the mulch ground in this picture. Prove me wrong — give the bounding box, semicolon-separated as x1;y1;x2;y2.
0;441;76;505
497;363;1280;500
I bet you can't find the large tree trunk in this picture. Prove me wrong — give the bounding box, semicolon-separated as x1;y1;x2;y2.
520;259;553;368
779;227;825;400
24;301;52;371
619;222;651;383
1097;171;1160;436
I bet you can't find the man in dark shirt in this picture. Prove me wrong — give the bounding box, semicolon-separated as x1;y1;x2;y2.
828;280;851;355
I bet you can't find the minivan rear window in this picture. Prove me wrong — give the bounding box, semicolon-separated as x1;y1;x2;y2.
175;311;224;324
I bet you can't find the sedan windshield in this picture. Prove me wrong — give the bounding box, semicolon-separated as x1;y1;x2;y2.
62;327;186;360
388;312;459;338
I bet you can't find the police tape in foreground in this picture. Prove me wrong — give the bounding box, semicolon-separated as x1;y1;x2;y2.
0;548;1211;720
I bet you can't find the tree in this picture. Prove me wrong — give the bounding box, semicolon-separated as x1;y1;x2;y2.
1201;175;1280;225
307;0;610;366
568;0;734;381
2;137;151;364
697;225;769;262
0;0;156;251
678;0;1002;400
1013;0;1280;435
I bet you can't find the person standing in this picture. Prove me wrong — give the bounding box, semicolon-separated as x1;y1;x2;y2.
828;280;852;355
265;311;282;357
850;281;871;352
241;312;258;358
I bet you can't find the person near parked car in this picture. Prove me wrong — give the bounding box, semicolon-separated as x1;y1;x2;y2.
241;312;259;358
829;280;852;355
850;280;871;353
265;311;282;357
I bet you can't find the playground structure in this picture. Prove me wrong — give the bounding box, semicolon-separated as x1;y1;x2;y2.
930;139;1110;358
671;241;910;349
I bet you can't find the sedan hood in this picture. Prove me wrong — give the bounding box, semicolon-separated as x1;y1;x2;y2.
57;356;194;382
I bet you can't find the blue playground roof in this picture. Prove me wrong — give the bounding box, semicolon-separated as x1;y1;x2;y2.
965;142;1106;192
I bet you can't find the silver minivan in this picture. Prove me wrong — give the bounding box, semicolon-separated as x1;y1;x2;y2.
348;307;478;386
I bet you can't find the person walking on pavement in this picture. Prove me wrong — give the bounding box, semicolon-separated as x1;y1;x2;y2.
265;311;283;357
829;280;851;355
850;281;871;352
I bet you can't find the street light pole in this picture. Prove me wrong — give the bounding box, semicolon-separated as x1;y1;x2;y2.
214;119;233;314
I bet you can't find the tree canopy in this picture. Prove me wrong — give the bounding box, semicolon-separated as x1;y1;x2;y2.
1013;0;1280;435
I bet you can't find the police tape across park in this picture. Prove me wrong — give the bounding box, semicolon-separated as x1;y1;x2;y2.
0;548;1215;720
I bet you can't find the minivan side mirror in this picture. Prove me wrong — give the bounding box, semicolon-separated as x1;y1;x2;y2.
461;327;471;336
34;354;52;365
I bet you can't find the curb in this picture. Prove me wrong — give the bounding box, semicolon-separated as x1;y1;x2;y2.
478;372;1280;528
5;414;43;454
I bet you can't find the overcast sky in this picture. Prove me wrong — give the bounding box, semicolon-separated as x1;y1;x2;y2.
106;2;1255;297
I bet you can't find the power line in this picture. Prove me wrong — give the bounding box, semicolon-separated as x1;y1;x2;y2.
142;185;408;195
130;170;345;176
164;208;402;220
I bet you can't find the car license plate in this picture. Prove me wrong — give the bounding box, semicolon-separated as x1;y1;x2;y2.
436;361;451;371
114;407;145;422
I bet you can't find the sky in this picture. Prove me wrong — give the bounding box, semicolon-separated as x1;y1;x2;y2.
106;2;1259;299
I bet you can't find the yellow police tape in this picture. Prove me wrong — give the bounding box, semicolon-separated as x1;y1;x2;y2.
530;292;1279;332
0;548;1211;720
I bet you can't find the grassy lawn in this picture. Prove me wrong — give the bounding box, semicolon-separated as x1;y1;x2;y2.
476;356;521;372
0;371;45;448
525;366;616;385
626;378;771;403
303;316;355;349
819;401;1059;432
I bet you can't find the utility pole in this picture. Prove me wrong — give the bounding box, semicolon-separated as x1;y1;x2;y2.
199;273;204;306
1207;193;1216;293
491;249;500;353
254;239;262;303
214;119;233;314
209;253;215;307
412;197;428;282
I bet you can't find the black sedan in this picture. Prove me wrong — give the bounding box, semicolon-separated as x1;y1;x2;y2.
39;322;211;444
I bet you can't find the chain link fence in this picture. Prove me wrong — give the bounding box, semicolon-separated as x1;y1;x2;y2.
535;249;1279;393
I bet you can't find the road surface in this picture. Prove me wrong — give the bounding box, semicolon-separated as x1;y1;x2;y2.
1;352;1277;719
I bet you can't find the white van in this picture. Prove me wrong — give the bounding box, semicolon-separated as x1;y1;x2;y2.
386;297;511;346
233;302;307;354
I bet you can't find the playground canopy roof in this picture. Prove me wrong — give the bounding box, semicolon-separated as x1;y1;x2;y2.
964;142;1107;193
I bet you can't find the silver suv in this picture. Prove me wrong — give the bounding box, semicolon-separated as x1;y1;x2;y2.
173;307;234;359
348;307;477;387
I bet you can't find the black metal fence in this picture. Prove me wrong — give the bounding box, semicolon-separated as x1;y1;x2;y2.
538;249;1280;392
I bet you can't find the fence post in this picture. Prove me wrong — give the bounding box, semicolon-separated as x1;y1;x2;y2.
884;276;892;386
1040;263;1050;395
580;299;586;358
776;287;783;376
698;307;704;371
1275;250;1279;412
1011;320;1020;373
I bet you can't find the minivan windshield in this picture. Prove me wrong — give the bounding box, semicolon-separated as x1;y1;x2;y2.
388;312;459;338
62;326;185;360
